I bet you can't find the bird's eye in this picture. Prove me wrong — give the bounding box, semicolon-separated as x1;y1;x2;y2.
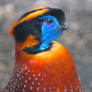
46;18;53;24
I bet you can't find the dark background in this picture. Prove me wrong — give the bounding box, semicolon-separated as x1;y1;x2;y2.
0;0;92;92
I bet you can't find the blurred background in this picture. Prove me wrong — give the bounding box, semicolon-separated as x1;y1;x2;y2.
0;0;92;92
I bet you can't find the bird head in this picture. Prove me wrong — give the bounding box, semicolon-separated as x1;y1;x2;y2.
9;6;67;54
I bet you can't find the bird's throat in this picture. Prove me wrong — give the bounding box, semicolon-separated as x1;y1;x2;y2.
23;42;52;54
15;41;59;64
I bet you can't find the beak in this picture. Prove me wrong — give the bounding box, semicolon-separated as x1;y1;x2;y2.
61;23;69;31
57;23;69;31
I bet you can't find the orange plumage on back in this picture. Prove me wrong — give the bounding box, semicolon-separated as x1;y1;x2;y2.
1;6;83;92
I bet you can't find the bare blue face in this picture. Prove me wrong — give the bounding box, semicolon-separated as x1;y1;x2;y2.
33;15;63;51
41;15;63;43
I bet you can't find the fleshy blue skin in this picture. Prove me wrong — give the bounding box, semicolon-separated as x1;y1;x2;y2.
33;15;63;52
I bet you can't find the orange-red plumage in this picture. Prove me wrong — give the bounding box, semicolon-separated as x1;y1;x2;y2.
1;41;82;92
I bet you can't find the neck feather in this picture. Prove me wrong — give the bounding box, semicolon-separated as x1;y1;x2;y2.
15;41;62;64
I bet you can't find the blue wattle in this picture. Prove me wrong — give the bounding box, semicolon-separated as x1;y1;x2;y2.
33;28;63;52
33;15;64;52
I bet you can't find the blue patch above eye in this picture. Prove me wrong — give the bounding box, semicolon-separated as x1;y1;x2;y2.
39;15;60;25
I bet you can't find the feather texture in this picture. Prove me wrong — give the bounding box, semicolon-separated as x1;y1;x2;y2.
2;41;83;92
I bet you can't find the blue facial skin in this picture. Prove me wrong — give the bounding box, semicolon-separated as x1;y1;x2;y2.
33;15;63;52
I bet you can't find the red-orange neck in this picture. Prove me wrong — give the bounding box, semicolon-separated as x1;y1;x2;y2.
15;41;66;65
3;41;83;92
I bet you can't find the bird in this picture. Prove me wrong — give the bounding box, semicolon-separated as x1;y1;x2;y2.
0;6;83;92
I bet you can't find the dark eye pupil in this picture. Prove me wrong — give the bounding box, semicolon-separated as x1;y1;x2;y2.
46;18;53;24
